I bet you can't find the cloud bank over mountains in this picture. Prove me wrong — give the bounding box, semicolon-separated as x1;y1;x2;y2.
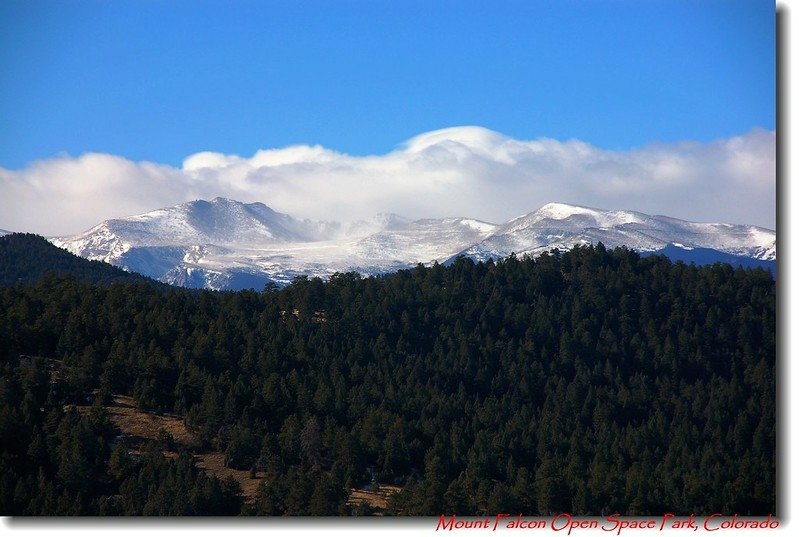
1;126;775;235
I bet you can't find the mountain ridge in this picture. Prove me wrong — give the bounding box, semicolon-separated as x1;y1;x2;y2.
49;198;776;290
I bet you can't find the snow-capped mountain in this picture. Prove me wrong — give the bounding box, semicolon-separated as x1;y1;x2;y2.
50;198;344;288
51;199;776;290
56;197;338;254
461;202;776;263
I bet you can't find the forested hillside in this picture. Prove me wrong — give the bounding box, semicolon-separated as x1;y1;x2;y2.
0;233;157;286
0;244;775;515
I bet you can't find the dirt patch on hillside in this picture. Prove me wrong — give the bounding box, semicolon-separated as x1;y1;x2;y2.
347;485;401;512
79;394;400;509
195;452;263;501
106;395;198;450
77;395;263;503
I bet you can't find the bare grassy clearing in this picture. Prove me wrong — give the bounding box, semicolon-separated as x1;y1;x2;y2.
346;485;401;512
76;394;399;509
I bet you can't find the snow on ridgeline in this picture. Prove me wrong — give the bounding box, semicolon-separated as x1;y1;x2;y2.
50;198;776;290
464;202;776;262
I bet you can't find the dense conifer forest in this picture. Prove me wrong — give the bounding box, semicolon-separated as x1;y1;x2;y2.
0;233;157;286
0;235;776;515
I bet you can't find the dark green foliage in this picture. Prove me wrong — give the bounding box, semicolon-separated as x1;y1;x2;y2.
0;233;158;286
0;245;776;515
0;358;243;515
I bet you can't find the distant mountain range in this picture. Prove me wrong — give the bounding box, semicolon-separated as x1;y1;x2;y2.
47;198;775;290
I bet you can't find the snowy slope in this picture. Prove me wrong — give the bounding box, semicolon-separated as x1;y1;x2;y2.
354;218;499;264
51;198;344;287
52;199;776;290
462;202;776;262
53;197;336;256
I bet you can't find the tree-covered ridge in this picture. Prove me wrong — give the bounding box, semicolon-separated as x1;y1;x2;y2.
0;233;158;286
0;245;775;515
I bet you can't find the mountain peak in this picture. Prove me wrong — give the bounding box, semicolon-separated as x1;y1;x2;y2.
56;197;335;258
53;198;776;290
520;202;646;228
534;202;596;219
208;196;238;204
188;197;243;209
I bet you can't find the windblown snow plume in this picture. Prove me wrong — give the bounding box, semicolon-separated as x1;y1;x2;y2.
51;198;776;290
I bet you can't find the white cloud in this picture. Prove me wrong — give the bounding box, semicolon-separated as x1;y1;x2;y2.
0;126;776;236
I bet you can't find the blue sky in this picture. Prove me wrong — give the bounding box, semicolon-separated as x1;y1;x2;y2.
0;0;775;169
